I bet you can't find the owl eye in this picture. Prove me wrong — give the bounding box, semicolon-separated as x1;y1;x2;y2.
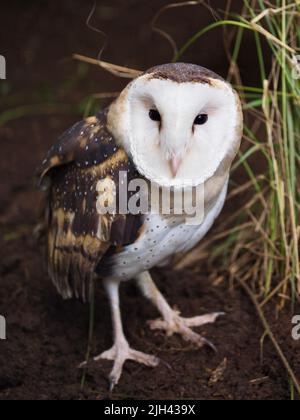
149;109;161;122
194;114;208;125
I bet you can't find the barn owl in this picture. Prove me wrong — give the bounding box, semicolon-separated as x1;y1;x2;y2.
38;63;243;390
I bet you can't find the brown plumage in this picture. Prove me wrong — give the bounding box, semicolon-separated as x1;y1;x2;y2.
37;110;142;301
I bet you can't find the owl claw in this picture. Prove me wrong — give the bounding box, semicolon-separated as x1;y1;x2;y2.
92;341;160;391
148;311;223;351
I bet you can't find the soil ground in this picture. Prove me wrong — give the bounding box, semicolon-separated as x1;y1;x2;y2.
0;0;299;400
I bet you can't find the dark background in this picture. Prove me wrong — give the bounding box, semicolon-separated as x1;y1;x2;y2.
0;0;298;400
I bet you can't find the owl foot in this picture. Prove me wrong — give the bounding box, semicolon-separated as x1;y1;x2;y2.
148;311;224;352
93;340;160;391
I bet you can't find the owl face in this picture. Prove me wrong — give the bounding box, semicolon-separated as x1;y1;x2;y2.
108;64;243;188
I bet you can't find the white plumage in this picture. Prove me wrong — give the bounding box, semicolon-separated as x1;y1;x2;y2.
104;179;229;281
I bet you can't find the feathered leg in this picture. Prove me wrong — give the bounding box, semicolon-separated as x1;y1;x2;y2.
93;279;159;390
136;271;223;351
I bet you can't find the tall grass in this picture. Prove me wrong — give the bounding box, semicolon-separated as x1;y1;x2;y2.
175;0;300;310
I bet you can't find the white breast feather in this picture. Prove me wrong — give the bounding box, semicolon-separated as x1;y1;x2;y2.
105;181;228;281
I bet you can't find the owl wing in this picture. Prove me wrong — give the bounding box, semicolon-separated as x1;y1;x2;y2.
37;110;142;301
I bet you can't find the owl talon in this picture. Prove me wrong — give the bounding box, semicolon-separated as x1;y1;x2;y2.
148;311;223;350
93;341;160;391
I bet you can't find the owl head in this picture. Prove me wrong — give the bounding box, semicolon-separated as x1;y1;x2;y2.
108;63;243;188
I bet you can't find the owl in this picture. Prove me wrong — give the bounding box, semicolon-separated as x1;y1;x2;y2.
38;63;243;390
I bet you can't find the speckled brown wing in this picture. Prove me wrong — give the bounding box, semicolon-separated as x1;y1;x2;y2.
37;110;142;301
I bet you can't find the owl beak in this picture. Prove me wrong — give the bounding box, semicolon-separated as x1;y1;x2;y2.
169;155;182;177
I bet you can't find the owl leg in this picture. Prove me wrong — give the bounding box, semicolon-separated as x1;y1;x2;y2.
93;279;159;390
136;271;223;351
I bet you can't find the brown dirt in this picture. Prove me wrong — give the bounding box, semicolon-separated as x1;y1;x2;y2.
0;0;299;400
